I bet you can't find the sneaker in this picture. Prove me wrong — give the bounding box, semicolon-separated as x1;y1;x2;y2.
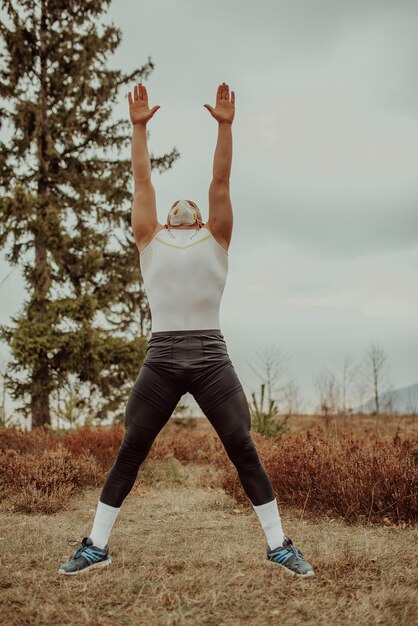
266;535;315;577
58;537;111;575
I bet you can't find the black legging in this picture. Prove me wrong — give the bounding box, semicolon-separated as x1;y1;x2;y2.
100;329;275;507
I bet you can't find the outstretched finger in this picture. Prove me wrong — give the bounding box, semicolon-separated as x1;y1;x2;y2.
143;84;149;105
128;91;133;105
217;84;222;102
231;90;235;105
134;85;139;102
225;83;230;101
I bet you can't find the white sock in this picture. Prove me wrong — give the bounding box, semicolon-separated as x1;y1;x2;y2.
252;498;285;550
89;500;121;549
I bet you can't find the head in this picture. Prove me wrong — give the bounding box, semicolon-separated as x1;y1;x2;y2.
166;199;204;229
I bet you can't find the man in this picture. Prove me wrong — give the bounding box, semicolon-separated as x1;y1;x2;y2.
58;82;315;578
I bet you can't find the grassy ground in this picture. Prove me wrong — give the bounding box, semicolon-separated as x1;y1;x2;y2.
0;460;416;626
178;413;418;439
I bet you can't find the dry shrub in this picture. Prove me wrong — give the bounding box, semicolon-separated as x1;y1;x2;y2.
6;482;80;515
62;426;124;470
218;430;418;525
0;425;59;454
149;431;223;464
0;425;124;472
1;425;416;524
0;446;104;514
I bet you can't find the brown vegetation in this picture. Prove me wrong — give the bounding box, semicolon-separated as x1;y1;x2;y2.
218;431;417;525
0;447;103;514
0;420;416;525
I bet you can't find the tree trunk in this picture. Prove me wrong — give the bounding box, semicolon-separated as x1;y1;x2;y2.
32;1;51;428
31;360;51;427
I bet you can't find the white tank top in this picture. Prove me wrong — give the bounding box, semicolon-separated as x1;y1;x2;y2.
139;225;229;332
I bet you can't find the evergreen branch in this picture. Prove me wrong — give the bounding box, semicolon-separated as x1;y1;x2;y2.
113;60;156;89
0;0;21;26
0;266;18;288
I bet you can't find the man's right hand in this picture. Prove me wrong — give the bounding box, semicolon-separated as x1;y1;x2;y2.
128;83;161;126
204;82;235;125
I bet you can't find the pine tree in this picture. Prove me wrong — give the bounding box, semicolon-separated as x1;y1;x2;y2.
0;0;179;427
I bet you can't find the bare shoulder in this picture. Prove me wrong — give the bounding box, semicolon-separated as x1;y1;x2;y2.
204;221;230;254
135;223;165;255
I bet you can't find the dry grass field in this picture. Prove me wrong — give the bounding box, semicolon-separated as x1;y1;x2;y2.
182;412;418;439
1;458;417;626
0;415;417;625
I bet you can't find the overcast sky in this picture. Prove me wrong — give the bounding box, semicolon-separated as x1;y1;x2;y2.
1;0;417;417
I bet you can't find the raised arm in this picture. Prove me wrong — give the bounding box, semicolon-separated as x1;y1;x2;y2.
128;83;161;244
204;82;235;249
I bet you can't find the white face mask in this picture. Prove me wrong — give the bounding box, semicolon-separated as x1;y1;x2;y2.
167;199;201;226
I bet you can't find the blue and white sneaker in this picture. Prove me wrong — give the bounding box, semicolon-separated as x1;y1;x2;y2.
58;537;111;575
266;535;315;577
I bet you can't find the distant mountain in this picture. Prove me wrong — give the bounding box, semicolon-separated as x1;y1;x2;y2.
354;382;418;414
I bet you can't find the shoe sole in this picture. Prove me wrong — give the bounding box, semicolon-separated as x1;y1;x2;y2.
268;559;315;578
58;557;112;575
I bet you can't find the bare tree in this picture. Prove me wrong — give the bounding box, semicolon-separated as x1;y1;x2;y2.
333;351;357;414
282;379;302;416
329;351;359;428
354;375;369;413
314;369;341;433
355;343;394;435
358;343;392;415
244;344;290;411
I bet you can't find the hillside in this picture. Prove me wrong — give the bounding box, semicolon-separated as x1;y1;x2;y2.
354;382;418;414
